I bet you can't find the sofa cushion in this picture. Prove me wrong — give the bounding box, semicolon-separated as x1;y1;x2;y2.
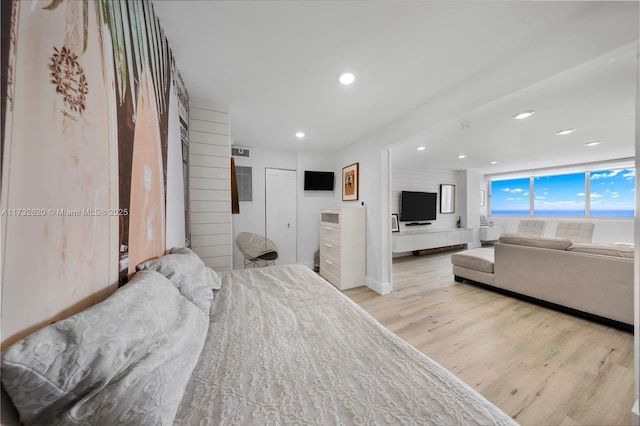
568;243;634;258
555;222;595;243
451;248;495;274
516;220;546;236
499;233;572;250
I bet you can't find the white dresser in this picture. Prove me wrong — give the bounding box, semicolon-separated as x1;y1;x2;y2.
319;208;365;290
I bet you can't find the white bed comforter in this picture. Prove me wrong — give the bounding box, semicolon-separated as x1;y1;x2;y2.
175;264;516;426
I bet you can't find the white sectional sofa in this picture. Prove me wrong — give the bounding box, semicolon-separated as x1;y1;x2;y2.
451;234;634;329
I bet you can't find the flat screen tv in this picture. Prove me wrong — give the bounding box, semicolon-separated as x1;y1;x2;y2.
304;171;335;191
400;191;437;222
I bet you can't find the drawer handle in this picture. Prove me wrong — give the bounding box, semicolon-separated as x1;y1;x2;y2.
325;260;333;265
324;243;332;248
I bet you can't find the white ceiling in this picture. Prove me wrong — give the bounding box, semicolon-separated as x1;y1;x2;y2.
152;1;639;175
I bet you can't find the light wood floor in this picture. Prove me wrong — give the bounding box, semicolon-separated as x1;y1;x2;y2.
344;251;635;426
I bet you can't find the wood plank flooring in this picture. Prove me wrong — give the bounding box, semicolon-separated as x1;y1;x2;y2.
343;250;635;426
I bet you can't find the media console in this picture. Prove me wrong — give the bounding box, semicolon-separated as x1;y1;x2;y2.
392;228;473;253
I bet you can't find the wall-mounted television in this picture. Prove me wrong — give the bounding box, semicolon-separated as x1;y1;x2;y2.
304;171;335;191
400;191;437;222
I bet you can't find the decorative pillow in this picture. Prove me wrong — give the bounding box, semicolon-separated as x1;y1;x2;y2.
568;243;634;258
1;270;208;426
498;233;572;250
136;247;221;313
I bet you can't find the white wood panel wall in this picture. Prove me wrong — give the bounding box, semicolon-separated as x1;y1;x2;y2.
189;98;232;271
392;167;460;232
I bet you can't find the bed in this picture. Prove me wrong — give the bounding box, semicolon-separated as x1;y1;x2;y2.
1;248;516;425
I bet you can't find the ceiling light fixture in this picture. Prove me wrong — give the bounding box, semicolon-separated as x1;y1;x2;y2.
457;154;467;159
338;72;355;85
417;146;426;151
584;141;602;147
489;160;499;164
555;128;576;136
513;110;535;120
295;131;305;139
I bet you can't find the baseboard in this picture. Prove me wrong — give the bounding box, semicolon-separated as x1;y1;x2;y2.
365;276;392;295
632;399;639;426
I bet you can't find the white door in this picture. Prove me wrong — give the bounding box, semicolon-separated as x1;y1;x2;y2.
265;168;297;265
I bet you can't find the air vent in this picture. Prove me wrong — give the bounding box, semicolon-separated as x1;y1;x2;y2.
232;147;250;157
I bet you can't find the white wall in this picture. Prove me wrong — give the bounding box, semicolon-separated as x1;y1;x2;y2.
231;148;339;270
390;168;485;256
189;98;232;271
335;147;392;294
391;167;461;233
296;152;339;268
460;169;482;248
231;147;297;269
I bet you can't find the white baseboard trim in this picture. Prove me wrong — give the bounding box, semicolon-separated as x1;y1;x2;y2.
365;276;392;295
632;399;639;426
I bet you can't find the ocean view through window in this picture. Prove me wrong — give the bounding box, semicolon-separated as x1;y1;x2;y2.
589;169;635;217
534;173;585;217
490;177;530;216
489;167;635;218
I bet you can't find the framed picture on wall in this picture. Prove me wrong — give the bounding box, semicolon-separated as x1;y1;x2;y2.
391;214;399;232
440;184;455;213
342;162;359;201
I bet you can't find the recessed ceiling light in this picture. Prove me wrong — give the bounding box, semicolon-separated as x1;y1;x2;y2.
489;160;499;164
584;141;602;147
417;146;426;151
295;131;305;138
513;110;535;120
555;128;576;136
338;72;355;85
457;154;467;159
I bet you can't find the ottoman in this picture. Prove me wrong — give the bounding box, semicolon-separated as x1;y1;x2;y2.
451;248;495;285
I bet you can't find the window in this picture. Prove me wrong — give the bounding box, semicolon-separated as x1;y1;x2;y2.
489;167;635;218
490;177;530;216
589;168;635;218
236;166;253;202
534;173;585;217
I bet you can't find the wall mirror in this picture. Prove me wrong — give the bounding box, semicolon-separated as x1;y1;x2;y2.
440;184;455;213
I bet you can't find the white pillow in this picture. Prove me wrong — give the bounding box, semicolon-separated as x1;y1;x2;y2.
1;271;208;425
137;247;221;313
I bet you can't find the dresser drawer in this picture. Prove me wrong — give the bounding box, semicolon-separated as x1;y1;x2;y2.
320;241;341;262
319;260;341;288
320;212;341;227
320;225;341;246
